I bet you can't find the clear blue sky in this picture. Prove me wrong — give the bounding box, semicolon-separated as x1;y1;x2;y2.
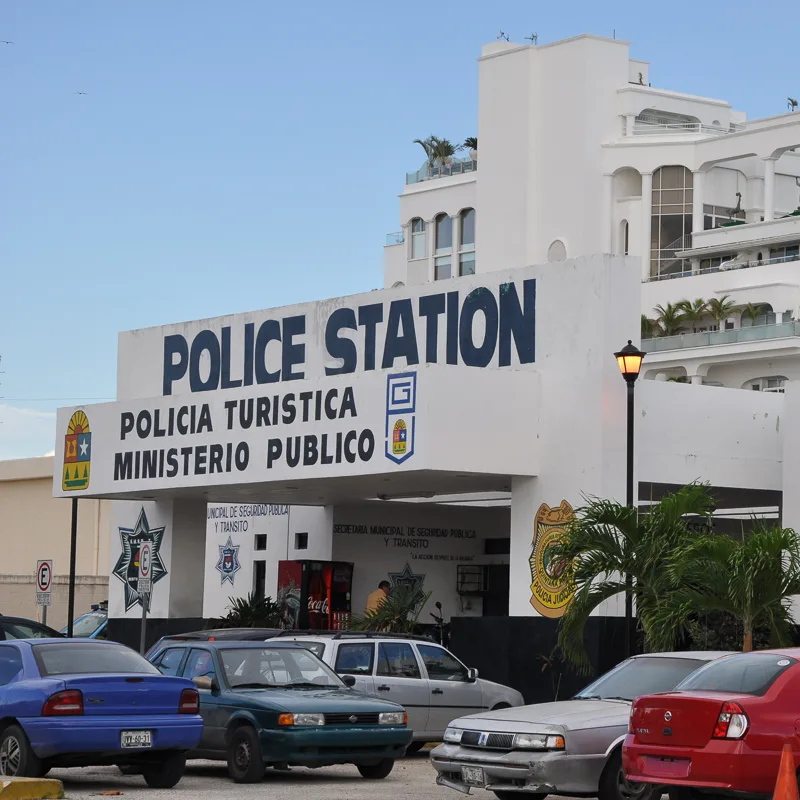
2;0;799;459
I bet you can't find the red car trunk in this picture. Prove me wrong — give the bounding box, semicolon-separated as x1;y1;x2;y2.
60;674;189;716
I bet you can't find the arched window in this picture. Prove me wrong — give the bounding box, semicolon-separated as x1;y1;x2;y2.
434;213;453;280
459;208;475;276
410;218;426;260
619;220;629;256
743;376;788;393
651;166;693;278
547;239;567;262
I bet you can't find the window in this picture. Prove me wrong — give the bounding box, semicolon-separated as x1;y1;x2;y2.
703;204;745;230
459;208;476;276
620;219;630;256
294;532;308;550
417;644;468;681
769;244;800;264
1;621;52;640
286;640;326;659
152;647;186;676
253;560;266;599
547;239;567;262
410;218;426;260
677;653;795;697
335;643;375;675
745;376;788;393
220;647;340;689
435;213;452;280
33;643;159;676
0;646;23;686
376;642;421;679
699;254;735;272
651;166;693;278
184;649;217;683
254;534;267;551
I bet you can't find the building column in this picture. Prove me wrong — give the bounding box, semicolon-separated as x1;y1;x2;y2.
690;374;703;386
764;158;776;222
625;114;636;137
604;174;614;253
692;170;705;238
640;172;653;280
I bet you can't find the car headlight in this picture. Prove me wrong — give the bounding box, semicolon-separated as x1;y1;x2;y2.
444;727;463;744
513;733;565;750
379;712;407;726
278;713;325;727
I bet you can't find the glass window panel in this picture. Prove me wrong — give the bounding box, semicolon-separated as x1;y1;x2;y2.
411;231;426;260
459;252;476;276
435;256;451;281
435;215;453;253
411;218;425;234
460;209;475;246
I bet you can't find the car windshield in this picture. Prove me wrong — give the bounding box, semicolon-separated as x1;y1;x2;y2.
65;611;106;638
575;657;708;702
220;647;343;689
676;653;796;697
33;643;160;676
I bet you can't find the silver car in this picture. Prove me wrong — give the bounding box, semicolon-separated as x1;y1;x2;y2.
279;633;524;751
431;651;730;800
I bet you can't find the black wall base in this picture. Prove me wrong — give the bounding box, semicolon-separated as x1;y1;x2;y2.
108;617;206;653
448;615;628;705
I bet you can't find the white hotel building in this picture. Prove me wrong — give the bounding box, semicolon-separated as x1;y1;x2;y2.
383;34;800;393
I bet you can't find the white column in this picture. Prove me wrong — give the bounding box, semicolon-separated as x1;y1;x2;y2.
690;374;703;386
625;114;636;137
427;217;436;282
764;158;776;221
692;170;704;238
640;172;653;280
603;174;614;254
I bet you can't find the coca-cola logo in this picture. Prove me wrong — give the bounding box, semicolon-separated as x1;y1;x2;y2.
308;597;329;614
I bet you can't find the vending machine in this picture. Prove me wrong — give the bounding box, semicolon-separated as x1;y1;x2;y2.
276;560;354;630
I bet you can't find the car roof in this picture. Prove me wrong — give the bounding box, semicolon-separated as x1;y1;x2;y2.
158;628;283;642
185;641;304;650
275;630;435;643
5;638;120;647
631;651;733;661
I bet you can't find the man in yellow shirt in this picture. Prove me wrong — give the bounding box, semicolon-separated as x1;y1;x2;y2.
365;581;391;614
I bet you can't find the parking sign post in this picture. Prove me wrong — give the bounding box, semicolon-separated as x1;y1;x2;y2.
138;543;152;654
36;560;53;627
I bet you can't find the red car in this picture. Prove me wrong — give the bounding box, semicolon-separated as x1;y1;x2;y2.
623;650;800;799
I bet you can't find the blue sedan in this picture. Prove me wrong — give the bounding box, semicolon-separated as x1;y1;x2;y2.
0;639;203;788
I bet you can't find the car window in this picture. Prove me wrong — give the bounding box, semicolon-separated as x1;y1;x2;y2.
33;643;159;676
152;647;186;676
677;653;795;697
286;640;326;659
335;643;374;675
184;649;217;683
376;642;421;679
220;647;342;689
0;646;23;686
417;644;468;681
69;612;107;638
3;622;52;640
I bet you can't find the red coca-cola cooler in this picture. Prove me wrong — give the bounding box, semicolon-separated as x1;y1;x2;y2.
276;560;353;630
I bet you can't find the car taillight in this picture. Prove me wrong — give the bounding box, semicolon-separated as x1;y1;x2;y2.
628;704;635;734
179;688;200;714
43;690;83;716
712;701;748;739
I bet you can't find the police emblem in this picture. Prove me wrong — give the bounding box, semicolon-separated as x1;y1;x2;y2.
112;508;168;611
216;536;241;585
62;410;91;492
529;501;576;618
385;372;416;464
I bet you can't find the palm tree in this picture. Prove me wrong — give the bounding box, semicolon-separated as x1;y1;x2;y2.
788;97;798;112
656;523;800;652
462;136;478;151
553;484;715;670
653;303;686;336
706;294;738;329
741;302;766;327
351;583;432;633
413;136;458;170
641;314;660;339
678;298;708;332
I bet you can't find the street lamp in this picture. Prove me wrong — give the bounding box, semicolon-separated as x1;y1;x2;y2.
614;339;645;658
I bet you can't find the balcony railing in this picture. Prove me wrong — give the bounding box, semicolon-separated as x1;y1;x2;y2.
385;231;404;246
631;120;746;137
643;321;800;352
406;158;477;185
643;253;800;283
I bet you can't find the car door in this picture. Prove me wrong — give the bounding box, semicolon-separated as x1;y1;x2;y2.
416;643;486;735
182;648;226;753
374;641;430;736
0;645;24;716
332;642;376;695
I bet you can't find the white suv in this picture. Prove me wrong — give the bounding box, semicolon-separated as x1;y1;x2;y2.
277;632;524;749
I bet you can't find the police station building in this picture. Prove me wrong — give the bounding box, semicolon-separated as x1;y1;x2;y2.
51;34;800;691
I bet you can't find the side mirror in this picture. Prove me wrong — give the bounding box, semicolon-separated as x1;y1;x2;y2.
466;668;479;682
193;676;213;691
340;674;357;688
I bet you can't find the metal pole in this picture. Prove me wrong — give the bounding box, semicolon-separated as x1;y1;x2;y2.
139;593;149;655
624;382;635;658
42;604;47;628
67;498;78;638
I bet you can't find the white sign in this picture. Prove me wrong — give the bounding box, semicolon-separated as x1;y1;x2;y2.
36;560;53;607
138;542;152;595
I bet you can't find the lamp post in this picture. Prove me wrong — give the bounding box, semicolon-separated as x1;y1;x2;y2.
614;339;645;658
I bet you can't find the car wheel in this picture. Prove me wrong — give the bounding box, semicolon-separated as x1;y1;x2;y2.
494;793;547;800
142;752;187;789
0;725;44;778
357;758;395;779
227;726;265;784
600;750;659;800
405;742;426;755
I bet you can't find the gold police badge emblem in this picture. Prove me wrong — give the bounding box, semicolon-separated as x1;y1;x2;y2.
529;500;576;618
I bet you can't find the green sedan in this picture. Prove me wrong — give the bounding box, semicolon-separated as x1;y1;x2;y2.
147;640;412;783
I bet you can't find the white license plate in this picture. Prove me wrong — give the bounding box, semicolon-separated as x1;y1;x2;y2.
461;766;485;786
121;731;152;748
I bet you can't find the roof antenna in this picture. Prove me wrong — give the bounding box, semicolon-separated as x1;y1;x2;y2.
497;31;510;41
525;32;538;45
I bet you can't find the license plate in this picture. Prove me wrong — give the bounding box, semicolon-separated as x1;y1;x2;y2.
121;731;152;748
461;765;485;786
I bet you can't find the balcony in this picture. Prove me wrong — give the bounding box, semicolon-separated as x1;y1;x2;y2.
406;157;477;185
643;321;800;352
643;252;800;283
631;119;746;138
385;231;404;246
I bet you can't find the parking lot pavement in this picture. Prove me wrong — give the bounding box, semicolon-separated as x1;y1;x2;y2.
52;752;446;800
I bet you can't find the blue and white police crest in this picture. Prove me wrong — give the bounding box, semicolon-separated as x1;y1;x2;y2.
216;537;241;585
112;508;168;612
385;372;417;464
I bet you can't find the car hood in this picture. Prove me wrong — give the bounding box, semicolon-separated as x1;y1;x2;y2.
230;686;405;714
452;699;630;733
